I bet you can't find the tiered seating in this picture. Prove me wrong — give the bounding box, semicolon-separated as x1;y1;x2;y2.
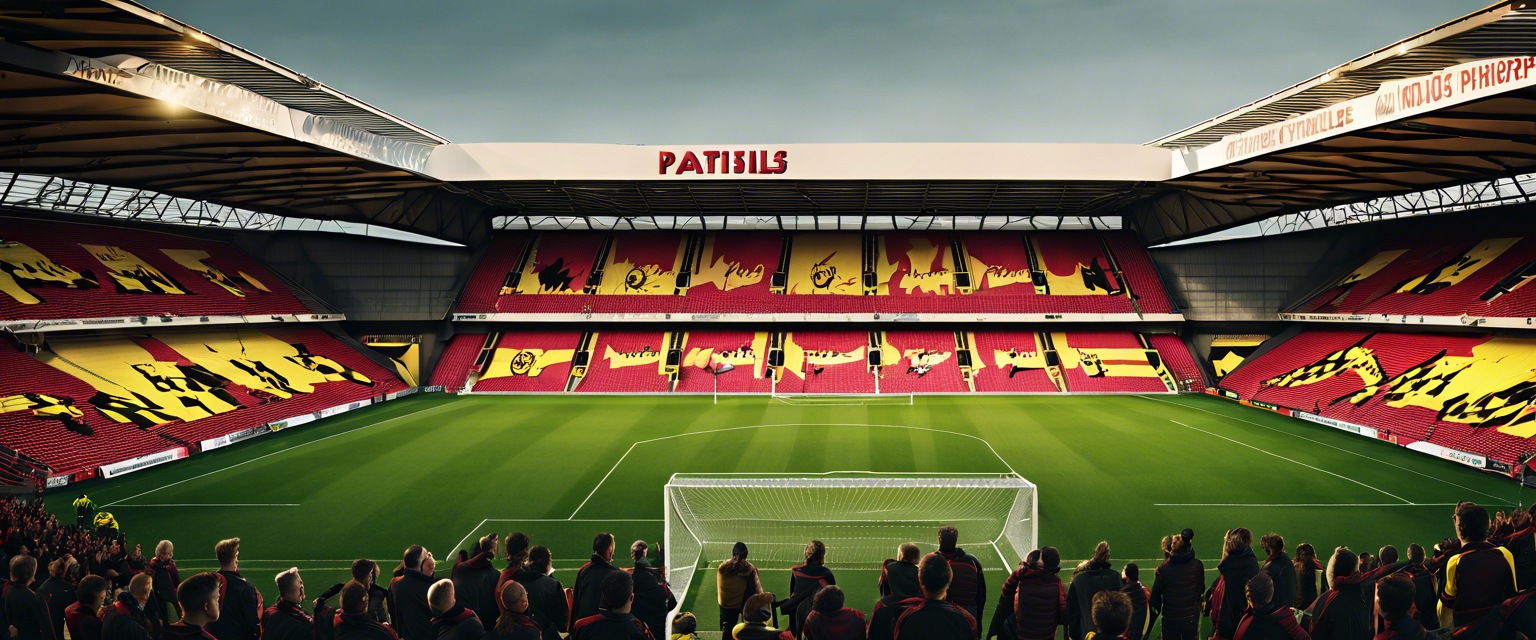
1054;331;1173;393
1297;233;1536;318
455;231;1175;316
576;331;672;393
0;328;406;474
969;331;1062;393
1219;330;1536;464
472;331;581;393
878;331;968;393
780;331;875;394
428;333;484;390
1147;334;1205;391
674;331;774;393
0;218;315;321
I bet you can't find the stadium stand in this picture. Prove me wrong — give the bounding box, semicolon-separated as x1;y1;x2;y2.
1147;334;1206;392
673;330;775;393
1219;329;1536;466
1031;232;1134;314
1294;232;1536;320
1054;331;1176;393
780;331;876;394
427;332;485;391
453;235;532;314
968;331;1066;393
471;331;581;393
1103;233;1176;314
575;331;673;393
877;331;969;394
679;231;781;314
490;232;606;314
0;218;319;322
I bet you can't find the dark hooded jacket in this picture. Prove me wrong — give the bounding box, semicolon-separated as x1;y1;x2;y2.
569;610;653;640
261;600;316;640
35;576;74;640
893;599;975;640
1262;553;1297;617
869;595;923;640
785;563;834;637
335;611;400;640
1150;549;1205;629
389;568;438;640
1213;548;1262;640
430;604;485;640
988;566;1066;640
1303;571;1371;640
1294;559;1324;612
1232;602;1309;640
570;556;619;633
936;548;986;624
488;610;540;640
3;579;54;640
1372;613;1425;640
802;607;866;640
100;592;154;640
627;558;674;638
1067;561;1122;640
451;552;501;631
880;560;920;600
209;570;262;640
510;568;566;640
1121;580;1149;640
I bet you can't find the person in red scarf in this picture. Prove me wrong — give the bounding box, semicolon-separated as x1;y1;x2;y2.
490;581;540;640
801;586;865;640
148;541;180;623
428;580;486;640
261;568;313;640
101;574;157;640
1231;574;1307;640
1301;547;1369;640
499;534;530;590
987;547;1066;640
336;582;399;640
783;541;834;638
164;573;221;640
64;575;109;640
451;534;500;628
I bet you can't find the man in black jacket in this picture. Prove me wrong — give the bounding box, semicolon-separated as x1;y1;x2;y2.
451;535;500;629
35;558;76;640
1373;576;1425;640
569;571;652;640
492;582;541;640
101;574;157;640
511;547;566;640
1120;564;1149;640
1211;529;1260;640
164;573;221;640
337;582;400;640
207;538;262;640
1230;573;1306;640
894;554;976;640
1302;547;1369;640
1402;545;1439;631
870;591;924;640
936;527;987;626
1149;530;1204;640
427;580;485;640
389;546;438;640
570;534;618;634
4;555;52;640
625;541;673;638
1068;542;1121;640
880;544;922;600
351;559;391;626
261;568;314;640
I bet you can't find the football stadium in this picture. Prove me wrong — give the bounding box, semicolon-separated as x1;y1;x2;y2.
4;2;1536;640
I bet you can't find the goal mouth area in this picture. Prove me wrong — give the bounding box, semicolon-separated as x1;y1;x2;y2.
663;472;1036;635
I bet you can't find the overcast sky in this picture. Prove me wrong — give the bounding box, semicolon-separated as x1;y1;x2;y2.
146;1;1492;146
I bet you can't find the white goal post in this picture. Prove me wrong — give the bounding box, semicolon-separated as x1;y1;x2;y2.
663;473;1037;634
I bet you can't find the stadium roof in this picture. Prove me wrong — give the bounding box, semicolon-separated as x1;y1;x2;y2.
2;0;1536;245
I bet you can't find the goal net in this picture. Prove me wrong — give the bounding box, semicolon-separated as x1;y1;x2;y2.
663;473;1036;632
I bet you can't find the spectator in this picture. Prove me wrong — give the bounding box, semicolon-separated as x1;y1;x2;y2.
1259;534;1296;614
1231;573;1306;640
935;526;987;625
1211;528;1261;640
499;533;530;589
312;582;346;640
336;582;398;640
1302;547;1368;640
1437;502;1516;629
784;540;834;637
491;581;540;640
988;546;1065;640
1088;591;1132;640
35;556;75;640
627;541;674;638
801;586;865;640
351;559;390;625
164;573;220;640
570;571;651;640
451;534;500;629
511;546;566;640
1490;505;1536;590
880;544;921;600
65;574;108;640
572;533;619;633
730;593;792;640
1068;542;1121;640
1373;576;1422;640
669;612;696;640
149;541;180;622
1120;563;1148;640
101;573;156;640
893;553;976;640
1160;537;1173;561
1400;545;1437;631
4;555;51;640
388;545;438;640
428;579;485;640
261;568;313;640
207;538;261;640
717;543;762;634
1149;529;1204;640
72;496;93;529
872;546;939;640
1293;545;1322;611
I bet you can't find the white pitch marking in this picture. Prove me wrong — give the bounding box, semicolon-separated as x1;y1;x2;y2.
1136;395;1507;502
1169;419;1411;504
101;400;463;508
1154;503;1477;507
110;503;299;507
450;518;489;557
567;422;1020;519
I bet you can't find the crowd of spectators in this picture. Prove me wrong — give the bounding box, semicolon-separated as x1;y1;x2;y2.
0;499;1532;640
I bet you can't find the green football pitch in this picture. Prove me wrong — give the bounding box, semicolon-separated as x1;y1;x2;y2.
48;393;1526;636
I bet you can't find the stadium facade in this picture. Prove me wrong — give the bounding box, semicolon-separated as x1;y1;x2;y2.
4;0;1536;494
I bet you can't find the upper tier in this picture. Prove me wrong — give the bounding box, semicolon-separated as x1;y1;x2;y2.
454;230;1178;321
0;218;334;330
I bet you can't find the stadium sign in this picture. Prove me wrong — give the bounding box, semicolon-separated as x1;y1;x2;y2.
659;150;789;175
99;447;188;479
1406;441;1486;469
1293;411;1378;439
45;475;69;489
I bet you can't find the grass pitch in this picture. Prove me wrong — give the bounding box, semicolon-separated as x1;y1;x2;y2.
49;393;1525;636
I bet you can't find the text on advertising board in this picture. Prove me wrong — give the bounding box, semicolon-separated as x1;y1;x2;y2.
660;150;788;175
